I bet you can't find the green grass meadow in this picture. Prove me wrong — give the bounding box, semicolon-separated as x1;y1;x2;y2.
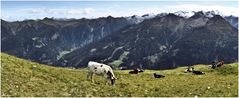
1;53;238;97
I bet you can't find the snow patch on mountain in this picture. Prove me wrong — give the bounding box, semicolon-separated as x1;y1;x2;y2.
174;11;194;18
173;11;221;18
125;11;226;24
126;13;156;24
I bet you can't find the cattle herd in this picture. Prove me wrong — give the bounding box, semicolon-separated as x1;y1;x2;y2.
87;60;225;86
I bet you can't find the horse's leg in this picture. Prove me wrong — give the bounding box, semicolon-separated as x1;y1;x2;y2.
91;73;94;83
87;72;91;80
103;74;110;85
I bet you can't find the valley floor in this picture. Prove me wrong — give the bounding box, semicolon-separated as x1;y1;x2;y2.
1;53;238;97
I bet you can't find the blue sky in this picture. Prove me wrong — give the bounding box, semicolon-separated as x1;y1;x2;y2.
1;1;238;21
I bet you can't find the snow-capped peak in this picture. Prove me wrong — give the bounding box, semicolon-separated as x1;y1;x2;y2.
141;13;156;19
191;10;221;18
174;11;194;18
174;11;221;18
126;11;229;24
126;13;156;24
204;10;221;18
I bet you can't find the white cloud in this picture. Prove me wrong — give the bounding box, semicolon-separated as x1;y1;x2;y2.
23;8;95;15
82;8;95;15
91;7;161;18
3;3;238;21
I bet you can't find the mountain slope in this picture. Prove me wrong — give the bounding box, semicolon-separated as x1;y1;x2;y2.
1;53;238;97
61;13;238;69
1;17;132;66
224;15;238;29
1;53;85;96
1;11;238;69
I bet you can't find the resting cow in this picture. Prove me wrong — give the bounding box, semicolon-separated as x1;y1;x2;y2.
191;67;205;75
216;60;224;67
212;60;224;69
129;69;139;74
87;61;117;86
138;69;145;73
153;73;165;78
184;66;193;73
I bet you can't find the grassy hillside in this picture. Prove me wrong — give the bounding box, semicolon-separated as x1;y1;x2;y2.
1;53;238;97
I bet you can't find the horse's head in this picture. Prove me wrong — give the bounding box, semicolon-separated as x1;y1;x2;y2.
107;71;116;85
110;77;117;86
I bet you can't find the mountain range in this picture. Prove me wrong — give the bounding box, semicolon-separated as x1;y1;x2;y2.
1;11;238;69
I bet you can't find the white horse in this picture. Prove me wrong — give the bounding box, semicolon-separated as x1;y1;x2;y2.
87;61;117;85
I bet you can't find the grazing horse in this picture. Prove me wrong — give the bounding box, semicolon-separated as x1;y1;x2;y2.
87;61;117;86
153;73;165;78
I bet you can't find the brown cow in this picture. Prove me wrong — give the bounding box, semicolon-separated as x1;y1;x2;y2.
212;60;224;69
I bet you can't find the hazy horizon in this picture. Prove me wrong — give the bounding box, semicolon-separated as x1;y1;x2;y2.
1;1;238;21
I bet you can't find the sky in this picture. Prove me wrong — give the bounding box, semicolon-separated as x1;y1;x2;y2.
1;1;238;21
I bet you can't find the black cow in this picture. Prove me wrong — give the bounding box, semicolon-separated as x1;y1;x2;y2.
129;69;139;74
192;70;205;75
138;69;144;73
153;73;165;78
191;67;205;75
129;68;144;74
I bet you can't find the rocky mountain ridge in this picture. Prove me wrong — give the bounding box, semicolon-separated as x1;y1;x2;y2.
1;11;238;69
